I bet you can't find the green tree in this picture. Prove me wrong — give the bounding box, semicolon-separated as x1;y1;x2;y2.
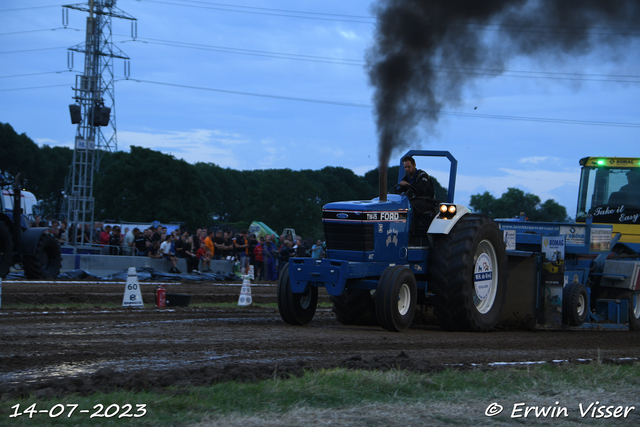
493;188;540;219
37;145;73;216
530;199;568;222
240;169;324;238
470;187;568;222
0;122;72;217
0;122;41;182
194;162;244;223
304;166;376;204
469;191;496;216
94;146;209;229
363;166;400;196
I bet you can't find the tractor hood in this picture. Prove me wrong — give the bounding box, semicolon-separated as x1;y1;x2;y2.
322;194;410;263
323;194;409;218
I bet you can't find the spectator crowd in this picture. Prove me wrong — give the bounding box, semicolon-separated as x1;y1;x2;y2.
45;219;325;280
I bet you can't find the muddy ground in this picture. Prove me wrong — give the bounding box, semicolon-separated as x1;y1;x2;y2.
0;279;639;398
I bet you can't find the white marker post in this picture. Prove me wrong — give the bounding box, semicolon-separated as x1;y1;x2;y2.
238;275;252;306
122;267;144;308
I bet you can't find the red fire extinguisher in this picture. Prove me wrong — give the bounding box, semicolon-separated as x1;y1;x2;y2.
155;285;166;308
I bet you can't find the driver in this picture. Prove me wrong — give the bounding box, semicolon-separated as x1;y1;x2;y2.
397;155;437;219
619;168;640;206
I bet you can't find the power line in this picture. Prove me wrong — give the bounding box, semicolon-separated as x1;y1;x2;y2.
434;67;640;84
113;34;640;83
125;78;372;108
0;83;69;92
0;46;68;54
136;0;640;35
0;4;63;12
0;70;75;79
116;35;363;66
445;111;640;128
172;0;374;20
123;78;640;128
139;0;375;24
460;23;640;37
440;66;640;80
0;27;82;36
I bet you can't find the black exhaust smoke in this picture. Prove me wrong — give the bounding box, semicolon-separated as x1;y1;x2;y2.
367;0;640;171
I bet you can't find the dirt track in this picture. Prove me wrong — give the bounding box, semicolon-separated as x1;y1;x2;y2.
1;279;639;398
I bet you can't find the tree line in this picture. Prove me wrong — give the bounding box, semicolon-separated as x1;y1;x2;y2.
1;122;567;238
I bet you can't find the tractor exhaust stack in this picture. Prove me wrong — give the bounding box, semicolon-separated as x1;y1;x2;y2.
379;166;387;202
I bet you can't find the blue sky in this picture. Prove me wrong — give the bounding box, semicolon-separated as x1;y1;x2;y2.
1;0;639;218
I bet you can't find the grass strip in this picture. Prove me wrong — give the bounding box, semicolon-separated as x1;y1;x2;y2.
1;363;638;426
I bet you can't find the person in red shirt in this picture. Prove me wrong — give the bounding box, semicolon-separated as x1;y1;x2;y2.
253;237;265;281
100;225;111;246
196;246;212;272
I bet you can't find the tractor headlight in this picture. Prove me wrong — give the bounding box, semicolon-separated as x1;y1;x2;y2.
438;204;457;219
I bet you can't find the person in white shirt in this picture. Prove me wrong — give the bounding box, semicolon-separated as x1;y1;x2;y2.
160;234;181;274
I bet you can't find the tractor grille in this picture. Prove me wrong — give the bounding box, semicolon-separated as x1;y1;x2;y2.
323;222;374;252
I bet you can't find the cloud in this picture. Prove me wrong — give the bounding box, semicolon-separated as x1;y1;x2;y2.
117;128;245;168
519;156;549;164
259;145;277;167
318;145;344;158
352;164;376;176
35;138;58;146
338;30;359;41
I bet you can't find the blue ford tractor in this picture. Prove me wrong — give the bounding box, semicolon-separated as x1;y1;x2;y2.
278;150;508;332
277;152;640;332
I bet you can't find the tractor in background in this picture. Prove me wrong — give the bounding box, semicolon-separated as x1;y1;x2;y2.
0;173;61;279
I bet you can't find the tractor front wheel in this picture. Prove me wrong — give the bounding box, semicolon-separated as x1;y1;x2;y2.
277;263;318;325
375;266;417;332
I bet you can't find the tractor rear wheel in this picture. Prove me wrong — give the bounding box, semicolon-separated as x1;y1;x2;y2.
375;266;417;332
0;222;13;278
562;282;588;326
331;288;378;326
629;290;640;331
430;214;507;332
23;233;62;279
277;263;318;325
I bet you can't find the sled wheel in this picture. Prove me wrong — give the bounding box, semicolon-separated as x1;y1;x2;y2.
375;266;417;332
331;288;378;326
0;222;13;278
430;214;507;332
277;263;318;325
24;233;62;279
562;282;588;326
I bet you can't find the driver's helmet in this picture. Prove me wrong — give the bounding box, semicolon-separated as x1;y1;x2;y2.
626;168;640;182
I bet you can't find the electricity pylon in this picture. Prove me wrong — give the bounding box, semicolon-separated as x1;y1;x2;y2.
63;0;135;245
